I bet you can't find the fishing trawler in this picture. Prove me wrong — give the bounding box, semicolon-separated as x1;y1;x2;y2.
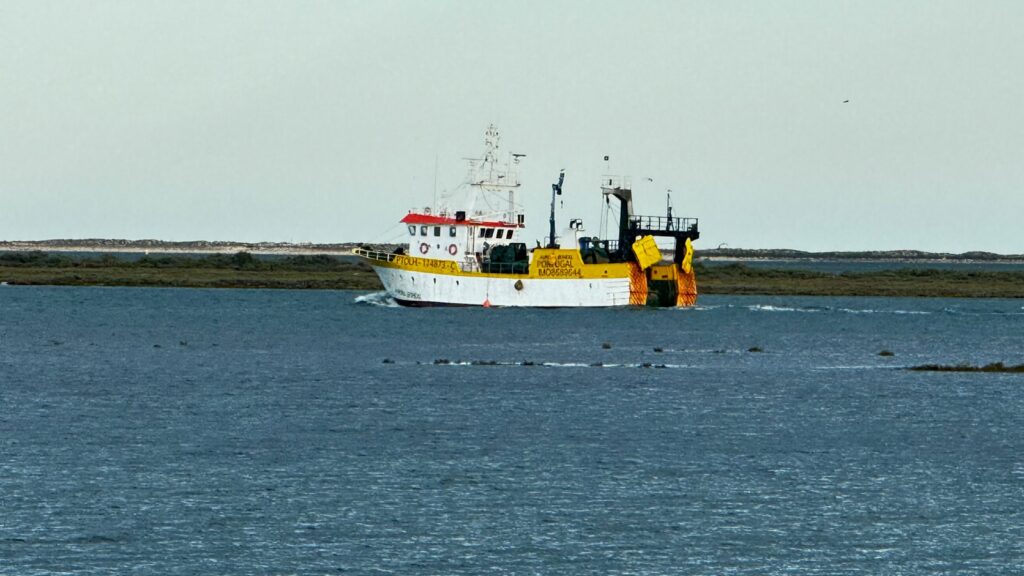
352;126;699;307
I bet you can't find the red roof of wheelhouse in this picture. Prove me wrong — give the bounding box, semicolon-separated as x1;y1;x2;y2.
400;212;523;228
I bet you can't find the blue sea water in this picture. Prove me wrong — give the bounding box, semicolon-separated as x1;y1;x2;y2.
2;286;1023;575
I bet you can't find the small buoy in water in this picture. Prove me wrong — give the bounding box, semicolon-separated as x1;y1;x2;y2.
483;298;491;308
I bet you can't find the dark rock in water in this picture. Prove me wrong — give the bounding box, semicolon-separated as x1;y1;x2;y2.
748;347;764;353
654;364;667;369
153;344;161;348
434;359;450;365
591;362;604;367
382;358;395;364
910;362;1024;373
641;362;652;368
601;342;612;350
179;340;188;346
653;347;664;353
471;360;498;366
878;350;895;357
521;361;535;366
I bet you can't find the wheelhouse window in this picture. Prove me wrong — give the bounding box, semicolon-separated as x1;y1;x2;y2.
496;229;504;239
420;226;427;236
506;230;514;240
449;226;457;237
483;228;494;238
407;225;416;236
433;226;441;237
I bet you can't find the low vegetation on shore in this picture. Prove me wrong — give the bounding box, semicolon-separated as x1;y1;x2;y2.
697;262;1024;298
0;251;380;290
701;247;1024;262
3;251;1024;298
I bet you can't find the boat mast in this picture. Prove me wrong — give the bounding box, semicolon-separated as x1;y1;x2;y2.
466;125;523;224
548;170;564;248
666;189;673;230
601;176;634;258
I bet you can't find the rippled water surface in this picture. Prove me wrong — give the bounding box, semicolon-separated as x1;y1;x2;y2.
2;287;1023;574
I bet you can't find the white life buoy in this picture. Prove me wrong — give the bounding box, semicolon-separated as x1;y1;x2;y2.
419;242;429;255
448;244;458;256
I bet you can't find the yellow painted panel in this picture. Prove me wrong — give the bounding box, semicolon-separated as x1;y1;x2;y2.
650;265;677;281
528;249;585;279
632;236;662;270
579;262;633;279
360;249;633;280
681;238;694;274
629;263;648;306
676;261;698;307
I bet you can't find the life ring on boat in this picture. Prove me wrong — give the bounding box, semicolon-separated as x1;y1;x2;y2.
448;244;458;256
514;279;524;291
419;242;429;255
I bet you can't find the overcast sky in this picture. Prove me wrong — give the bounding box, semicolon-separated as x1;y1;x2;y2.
1;1;1021;252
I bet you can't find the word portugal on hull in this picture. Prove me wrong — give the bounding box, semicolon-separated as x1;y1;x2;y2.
352;125;700;307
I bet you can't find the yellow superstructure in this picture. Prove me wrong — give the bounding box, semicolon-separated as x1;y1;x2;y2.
364;248;634;280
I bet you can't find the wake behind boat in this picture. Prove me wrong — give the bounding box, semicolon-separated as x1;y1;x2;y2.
353;126;699;307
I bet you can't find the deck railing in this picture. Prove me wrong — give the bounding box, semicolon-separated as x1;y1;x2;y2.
628;216;699;234
351;247;399;263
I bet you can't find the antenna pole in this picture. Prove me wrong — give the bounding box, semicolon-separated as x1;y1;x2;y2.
433;153;439;211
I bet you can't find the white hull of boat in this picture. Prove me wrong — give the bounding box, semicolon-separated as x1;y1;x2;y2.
372;265;633;307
